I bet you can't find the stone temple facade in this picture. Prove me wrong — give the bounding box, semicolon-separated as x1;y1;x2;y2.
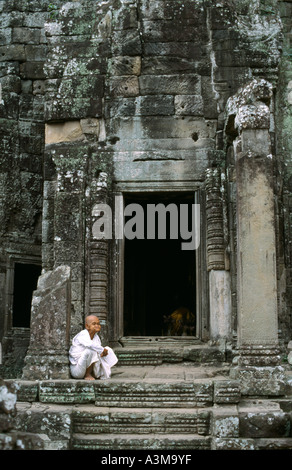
1;0;292;450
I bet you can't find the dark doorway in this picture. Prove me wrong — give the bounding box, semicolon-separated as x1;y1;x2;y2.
123;193;196;337
12;263;42;328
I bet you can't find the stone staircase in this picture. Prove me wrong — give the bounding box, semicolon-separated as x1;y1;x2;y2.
8;356;292;451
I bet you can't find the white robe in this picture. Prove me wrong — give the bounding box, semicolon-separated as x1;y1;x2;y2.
69;329;118;379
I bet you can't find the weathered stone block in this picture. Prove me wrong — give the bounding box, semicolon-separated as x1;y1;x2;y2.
0;27;12;45
113;150;210;182
137;95;174;116
33;80;45;95
241;129;271;156
175;95;204;116
80;118;99;137
236;103;270;130
142;56;197;75
94;380;213;408
39;380;95;404
109;116;216;141
0;431;45;450
142;19;208;43
0;433;14;450
0;74;21;93
12;380;38;403
22;265;71;380
73;408;110;434
0;380;17;432
54;194;83;242
108;56;141;76
255;438;292;450
112;5;138;30
239;401;290;438
214;380;241;404
45;121;84;145
143;41;204;59
212;408;239;438
0;44;25;61
23;11;48;28
104;98;136;118
140;0;173;20
25;44;47;61
15;403;72;444
212;438;256;450
209;270;232;339
20;61;46;79
111;30;142;56
72;434;211;450
45;96;103;121
139;74;201;95
109;76;139;97
53;241;83;263
231;366;286;396
12;27;41;44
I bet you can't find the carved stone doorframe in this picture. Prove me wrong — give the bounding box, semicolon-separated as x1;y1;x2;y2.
109;182;207;346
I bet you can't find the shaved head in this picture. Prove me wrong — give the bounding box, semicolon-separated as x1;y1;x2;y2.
85;315;101;339
85;315;99;325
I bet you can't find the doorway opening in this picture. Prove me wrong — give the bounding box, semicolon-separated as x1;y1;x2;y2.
123;192;197;337
12;262;41;328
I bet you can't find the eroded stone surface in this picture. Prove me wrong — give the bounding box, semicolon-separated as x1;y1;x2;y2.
0;0;292;452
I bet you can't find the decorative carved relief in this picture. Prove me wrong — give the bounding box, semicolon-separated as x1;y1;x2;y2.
205;168;225;271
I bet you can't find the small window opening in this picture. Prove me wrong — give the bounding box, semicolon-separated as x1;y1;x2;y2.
12;263;41;328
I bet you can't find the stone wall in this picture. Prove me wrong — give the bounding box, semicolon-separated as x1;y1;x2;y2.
0;0;292;377
0;0;55;376
42;0;285;345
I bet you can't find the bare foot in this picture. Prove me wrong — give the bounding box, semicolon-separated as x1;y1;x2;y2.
84;374;95;381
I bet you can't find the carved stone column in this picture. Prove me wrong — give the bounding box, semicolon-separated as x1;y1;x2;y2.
85;171;110;345
206;168;232;342
227;80;286;395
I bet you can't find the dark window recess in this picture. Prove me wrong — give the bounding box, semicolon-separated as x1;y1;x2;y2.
123;193;196;337
12;263;42;328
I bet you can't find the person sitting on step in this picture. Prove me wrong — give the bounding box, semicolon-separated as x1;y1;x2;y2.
69;315;118;380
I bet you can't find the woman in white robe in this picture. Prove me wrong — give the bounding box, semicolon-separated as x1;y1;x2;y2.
69;315;118;380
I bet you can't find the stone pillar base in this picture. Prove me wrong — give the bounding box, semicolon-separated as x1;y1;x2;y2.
22;352;70;380
22;265;71;380
230;346;286;396
230;365;286;396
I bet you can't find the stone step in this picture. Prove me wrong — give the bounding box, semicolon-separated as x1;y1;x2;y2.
14;400;292;451
94;379;215;408
213;437;292;450
238;400;291;438
254;438;292;450
114;344;229;365
72;406;211;435
71;433;212;450
11;371;241;407
35;379;214;407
